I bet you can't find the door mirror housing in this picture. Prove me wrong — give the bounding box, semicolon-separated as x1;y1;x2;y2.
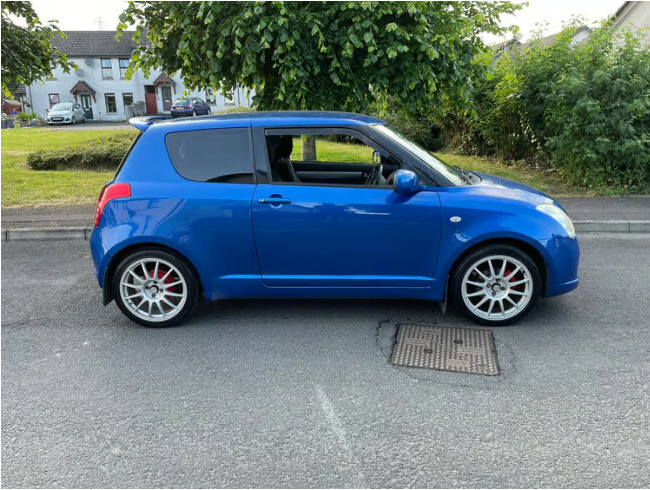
393;169;419;193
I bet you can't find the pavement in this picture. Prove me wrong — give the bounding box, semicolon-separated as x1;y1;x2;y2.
1;196;649;232
2;235;649;488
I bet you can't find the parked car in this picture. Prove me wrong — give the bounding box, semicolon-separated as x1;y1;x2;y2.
170;97;211;117
46;102;86;125
90;111;579;328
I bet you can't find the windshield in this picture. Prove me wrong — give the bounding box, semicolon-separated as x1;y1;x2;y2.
373;124;465;186
173;98;190;105
51;103;73;111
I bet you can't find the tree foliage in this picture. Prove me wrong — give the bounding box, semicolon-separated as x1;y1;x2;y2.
443;22;650;192
117;1;520;114
1;2;75;95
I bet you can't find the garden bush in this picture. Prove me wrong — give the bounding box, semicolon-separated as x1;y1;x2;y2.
27;132;137;171
442;22;650;193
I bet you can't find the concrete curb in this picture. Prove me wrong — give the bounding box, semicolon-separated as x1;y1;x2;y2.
1;221;649;241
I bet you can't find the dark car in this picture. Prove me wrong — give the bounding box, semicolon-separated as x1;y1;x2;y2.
170;97;211;117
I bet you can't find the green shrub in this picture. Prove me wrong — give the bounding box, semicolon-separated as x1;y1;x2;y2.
27;133;136;171
445;23;650;192
15;111;36;121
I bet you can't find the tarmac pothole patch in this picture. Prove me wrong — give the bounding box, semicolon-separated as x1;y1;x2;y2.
390;323;499;376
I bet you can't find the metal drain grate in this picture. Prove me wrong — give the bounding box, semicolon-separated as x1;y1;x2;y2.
390;324;499;376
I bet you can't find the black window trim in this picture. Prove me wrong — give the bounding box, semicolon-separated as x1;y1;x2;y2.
164;126;257;184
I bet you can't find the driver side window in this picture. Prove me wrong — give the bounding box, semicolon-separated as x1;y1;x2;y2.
264;129;400;188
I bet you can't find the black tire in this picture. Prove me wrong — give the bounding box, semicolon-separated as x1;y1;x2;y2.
207;107;211;115
450;244;541;326
112;248;199;327
82;115;87;123
192;110;197;117
71;116;76;125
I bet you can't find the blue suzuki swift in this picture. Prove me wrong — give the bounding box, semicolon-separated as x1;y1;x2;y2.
90;111;579;328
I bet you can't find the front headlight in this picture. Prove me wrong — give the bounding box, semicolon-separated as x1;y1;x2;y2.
536;203;576;238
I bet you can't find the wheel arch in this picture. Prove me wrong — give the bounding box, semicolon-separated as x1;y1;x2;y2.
102;242;205;306
445;237;549;300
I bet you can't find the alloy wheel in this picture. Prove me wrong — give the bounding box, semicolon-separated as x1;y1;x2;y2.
461;255;533;321
119;257;188;322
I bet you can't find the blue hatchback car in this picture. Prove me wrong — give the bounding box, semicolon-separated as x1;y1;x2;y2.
90;111;579;328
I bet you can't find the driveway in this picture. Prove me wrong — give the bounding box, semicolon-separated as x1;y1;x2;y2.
2;234;649;487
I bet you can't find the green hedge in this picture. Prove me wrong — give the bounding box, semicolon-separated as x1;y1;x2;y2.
27;133;136;171
442;23;650;193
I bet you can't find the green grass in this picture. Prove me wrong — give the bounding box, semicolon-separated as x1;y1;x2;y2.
1;128;137;207
1;128;581;208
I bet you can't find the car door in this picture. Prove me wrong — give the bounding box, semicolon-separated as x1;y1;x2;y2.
251;127;442;288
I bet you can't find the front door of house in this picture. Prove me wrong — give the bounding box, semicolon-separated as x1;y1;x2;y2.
161;85;172;112
80;94;93;120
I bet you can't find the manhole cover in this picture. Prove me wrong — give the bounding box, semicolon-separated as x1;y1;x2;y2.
390;324;499;376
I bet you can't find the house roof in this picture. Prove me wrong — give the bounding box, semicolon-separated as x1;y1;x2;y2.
613;2;633;21
51;31;140;57
153;74;176;87
70;80;96;96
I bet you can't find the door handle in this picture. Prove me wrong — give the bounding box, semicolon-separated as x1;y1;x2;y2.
258;196;291;205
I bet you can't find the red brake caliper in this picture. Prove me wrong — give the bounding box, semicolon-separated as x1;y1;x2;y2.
504;269;519;290
147;269;177;293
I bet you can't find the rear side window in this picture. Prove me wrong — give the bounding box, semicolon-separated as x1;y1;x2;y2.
165;128;254;183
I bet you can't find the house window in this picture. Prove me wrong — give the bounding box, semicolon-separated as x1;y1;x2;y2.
105;93;117;113
48;93;60;108
101;58;113;79
122;93;134;107
224;90;235;106
205;90;216;104
119;58;129;79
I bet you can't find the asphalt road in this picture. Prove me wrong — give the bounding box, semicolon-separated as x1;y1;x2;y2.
2;235;649;488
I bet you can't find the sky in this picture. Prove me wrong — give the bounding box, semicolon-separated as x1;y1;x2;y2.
29;0;622;43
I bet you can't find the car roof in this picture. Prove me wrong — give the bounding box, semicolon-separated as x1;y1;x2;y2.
130;111;385;132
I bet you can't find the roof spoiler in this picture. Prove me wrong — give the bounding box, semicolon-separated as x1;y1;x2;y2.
128;116;173;132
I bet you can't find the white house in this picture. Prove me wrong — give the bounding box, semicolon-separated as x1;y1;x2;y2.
613;1;650;45
26;31;252;121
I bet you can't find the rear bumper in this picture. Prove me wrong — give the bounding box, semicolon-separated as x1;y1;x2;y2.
170;109;192;117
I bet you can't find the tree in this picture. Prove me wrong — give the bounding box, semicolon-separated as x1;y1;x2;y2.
1;2;75;95
118;1;519;157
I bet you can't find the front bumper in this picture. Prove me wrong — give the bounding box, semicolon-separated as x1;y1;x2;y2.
541;235;580;297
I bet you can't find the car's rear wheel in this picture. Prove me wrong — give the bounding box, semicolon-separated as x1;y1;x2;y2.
82;115;87;123
112;249;199;327
192;110;197;117
451;244;541;326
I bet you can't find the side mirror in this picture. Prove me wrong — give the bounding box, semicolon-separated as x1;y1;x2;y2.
393;169;419;194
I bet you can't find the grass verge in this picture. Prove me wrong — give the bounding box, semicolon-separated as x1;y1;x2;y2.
2;127;582;208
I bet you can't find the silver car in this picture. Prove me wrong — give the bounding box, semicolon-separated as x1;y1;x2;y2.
47;102;86;125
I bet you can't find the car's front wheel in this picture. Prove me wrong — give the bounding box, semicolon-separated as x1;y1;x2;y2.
71;116;76;125
451;244;541;326
112;249;199;327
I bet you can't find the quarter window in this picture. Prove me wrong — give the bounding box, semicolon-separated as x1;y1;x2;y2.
101;58;113;79
119;58;129;79
165;128;254;183
105;93;117;113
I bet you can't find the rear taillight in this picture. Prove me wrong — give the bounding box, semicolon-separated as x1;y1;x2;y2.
94;182;131;227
